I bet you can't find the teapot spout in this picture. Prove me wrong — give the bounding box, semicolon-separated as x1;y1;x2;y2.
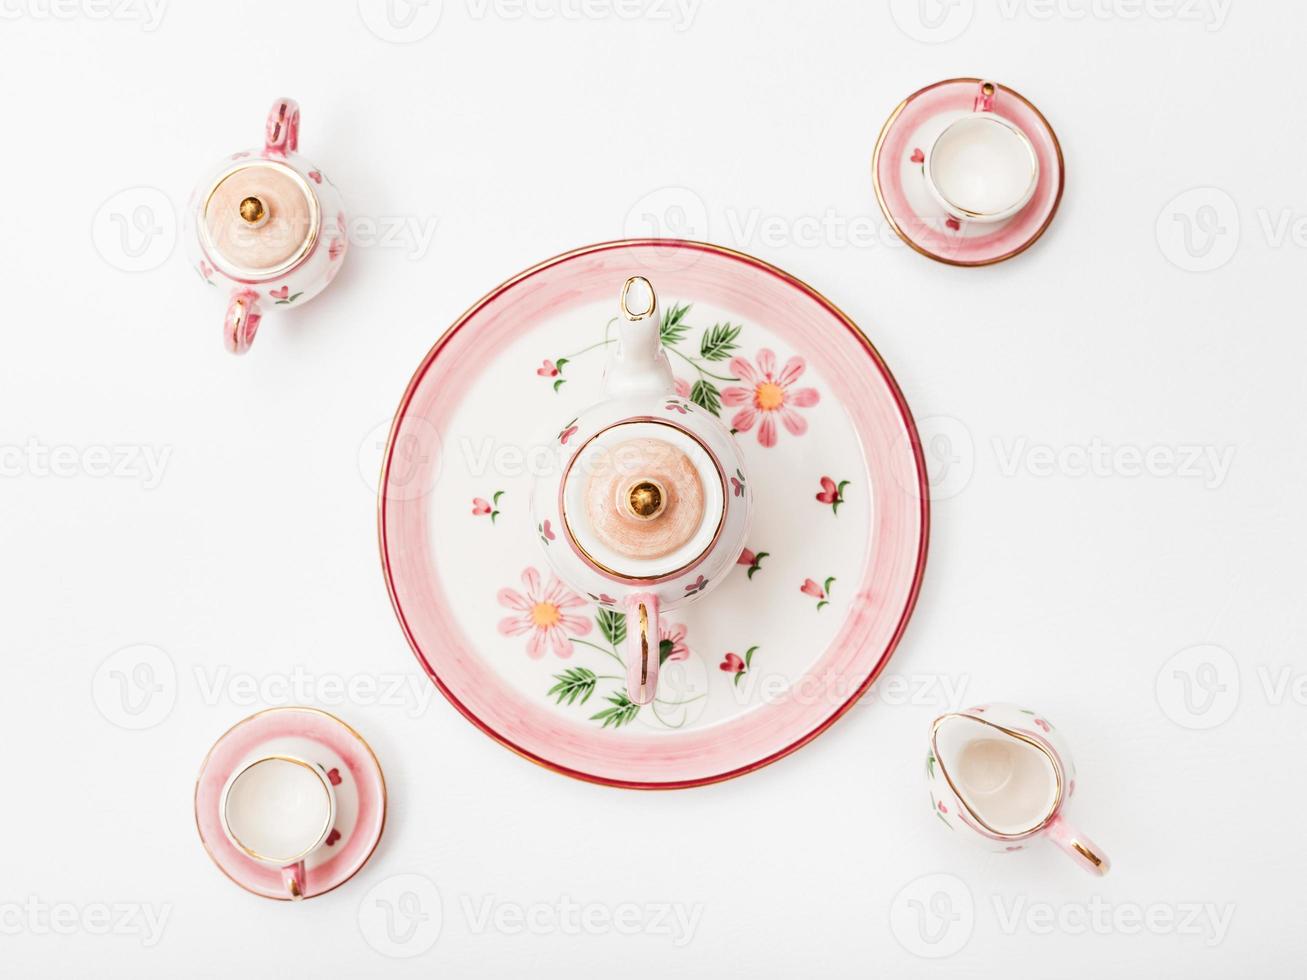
603;276;675;399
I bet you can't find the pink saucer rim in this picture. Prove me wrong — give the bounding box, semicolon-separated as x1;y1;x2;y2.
377;238;931;791
872;77;1066;267
193;706;387;902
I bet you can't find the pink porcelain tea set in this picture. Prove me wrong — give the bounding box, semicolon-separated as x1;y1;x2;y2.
189;83;1101;903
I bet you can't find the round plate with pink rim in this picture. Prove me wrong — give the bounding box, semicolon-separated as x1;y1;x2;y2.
379;239;928;789
194;707;386;900
873;78;1065;267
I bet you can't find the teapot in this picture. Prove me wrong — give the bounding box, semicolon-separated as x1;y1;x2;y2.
531;276;752;705
185;98;347;354
927;703;1110;875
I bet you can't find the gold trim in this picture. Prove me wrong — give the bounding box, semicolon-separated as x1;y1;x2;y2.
194;707;388;901
198;159;321;282
559;418;727;583
1072;840;1103;868
638;603;650;685
871;77;1065;268
375;238;931;790
930;712;1065;840
620;275;657;320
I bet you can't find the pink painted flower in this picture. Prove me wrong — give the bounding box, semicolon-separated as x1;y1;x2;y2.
308;170;323;184
683;574;708;595
673;377;692;398
557;420;578;444
945;216;961;232
472;497;492;516
497;567;592;659
816;476;839;504
270;285;289;300
198;260;214;281
720;652;745;674
721;349;819;447
737;548;756;567
910;147;925;164
325;828;341;846
800;578;825;599
660;622;690;663
537;359;560;378
664;399;689;414
328;237;345;261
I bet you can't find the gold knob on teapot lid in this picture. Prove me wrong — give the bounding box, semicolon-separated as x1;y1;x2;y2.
238;195;267;226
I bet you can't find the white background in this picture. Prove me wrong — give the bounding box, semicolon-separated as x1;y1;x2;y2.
2;0;1304;976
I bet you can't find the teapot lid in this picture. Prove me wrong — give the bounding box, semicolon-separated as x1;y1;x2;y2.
561;420;725;581
200;160;319;279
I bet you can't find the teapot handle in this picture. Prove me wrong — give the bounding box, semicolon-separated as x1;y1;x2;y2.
622;593;660;705
223;289;262;355
265;97;300;156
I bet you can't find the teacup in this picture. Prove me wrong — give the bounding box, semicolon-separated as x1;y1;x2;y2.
923;81;1039;224
220;754;337;899
927;703;1109;875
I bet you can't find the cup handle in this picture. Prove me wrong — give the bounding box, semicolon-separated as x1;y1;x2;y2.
973;80;997;113
1046;814;1110;876
282;860;306;900
265;97;300;156
623;593;660;706
223;290;261;355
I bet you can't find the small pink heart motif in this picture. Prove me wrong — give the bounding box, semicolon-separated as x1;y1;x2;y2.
326;767;342;786
472;497;492;515
542;519;555;541
1033;718;1051;732
800;578;824;599
945;217;961;232
325;828;341;846
308;170;322;184
536;359;559;378
558;425;577;445
270;286;289;300
730;476;743;497
910;148;925;164
720;653;745;674
328;238;345;261
937;800;948;814
816;476;838;504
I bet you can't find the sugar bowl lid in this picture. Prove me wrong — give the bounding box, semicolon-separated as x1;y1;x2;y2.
200;159;320;280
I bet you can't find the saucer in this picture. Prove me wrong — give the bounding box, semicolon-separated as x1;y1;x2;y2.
194;707;386;900
872;78;1065;266
379;240;929;789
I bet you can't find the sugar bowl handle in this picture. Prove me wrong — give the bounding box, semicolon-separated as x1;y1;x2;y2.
265;97;301;156
223;289;262;355
623;594;660;705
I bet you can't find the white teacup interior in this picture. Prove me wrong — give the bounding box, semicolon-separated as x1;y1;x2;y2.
936;716;1058;835
929;115;1036;218
223;757;332;863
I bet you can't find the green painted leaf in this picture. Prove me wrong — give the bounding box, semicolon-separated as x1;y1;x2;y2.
555;358;569;373
589;690;640;728
548;667;597;706
823;576;836;594
659;303;692;347
699;322;742;361
553;378;566;392
745;551;769;580
596;608;627;647
744;645;758;669
659;638;675;665
690;379;722;416
492;490;504;505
